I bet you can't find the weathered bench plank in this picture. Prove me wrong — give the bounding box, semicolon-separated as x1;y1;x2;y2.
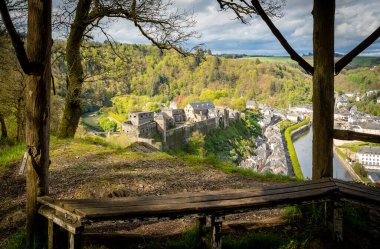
60;180;336;211
68;186;337;219
58;178;333;206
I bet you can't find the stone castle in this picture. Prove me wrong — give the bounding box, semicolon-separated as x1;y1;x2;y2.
122;101;240;148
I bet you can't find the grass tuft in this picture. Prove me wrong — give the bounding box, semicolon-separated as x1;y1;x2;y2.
3;228;25;249
181;155;298;182
0;143;25;171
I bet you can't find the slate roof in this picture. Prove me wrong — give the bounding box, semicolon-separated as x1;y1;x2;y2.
359;146;380;155
188;101;215;110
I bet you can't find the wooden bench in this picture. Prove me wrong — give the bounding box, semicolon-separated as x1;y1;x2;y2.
37;178;380;249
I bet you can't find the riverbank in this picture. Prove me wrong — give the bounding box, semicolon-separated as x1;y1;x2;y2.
293;127;353;181
333;145;363;183
283;118;311;179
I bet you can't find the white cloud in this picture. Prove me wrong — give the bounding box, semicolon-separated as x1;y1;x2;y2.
86;0;380;55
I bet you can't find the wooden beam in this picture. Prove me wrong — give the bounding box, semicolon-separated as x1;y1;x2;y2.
333;200;343;242
69;232;81;249
335;26;380;75
211;216;223;249
333;129;380;143
197;216;207;238
38;206;83;234
312;0;335;179
48;220;54;249
251;0;314;74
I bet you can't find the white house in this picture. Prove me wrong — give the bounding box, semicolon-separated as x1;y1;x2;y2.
357;146;380;170
286;113;304;123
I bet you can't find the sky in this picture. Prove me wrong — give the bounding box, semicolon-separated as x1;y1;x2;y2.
72;0;380;56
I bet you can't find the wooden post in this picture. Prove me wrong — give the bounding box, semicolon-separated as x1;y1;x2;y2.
197;216;207;237
210;216;223;249
312;0;336;180
48;220;54;249
69;232;81;249
333;200;343;242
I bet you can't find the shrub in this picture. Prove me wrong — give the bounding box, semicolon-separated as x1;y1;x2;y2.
353;162;367;177
98;116;118;132
187;131;206;157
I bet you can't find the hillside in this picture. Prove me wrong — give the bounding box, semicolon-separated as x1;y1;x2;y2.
50;41;380;118
0;136;295;248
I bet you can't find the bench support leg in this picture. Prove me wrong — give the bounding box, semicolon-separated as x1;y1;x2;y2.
333;200;343;242
48;220;54;249
69;232;81;249
197;216;207;237
210;216;223;249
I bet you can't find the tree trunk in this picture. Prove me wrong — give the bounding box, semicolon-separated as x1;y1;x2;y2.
16;97;25;142
25;0;52;247
57;0;91;138
0;113;7;139
312;0;335;180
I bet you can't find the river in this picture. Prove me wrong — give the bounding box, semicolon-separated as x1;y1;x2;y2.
293;127;352;181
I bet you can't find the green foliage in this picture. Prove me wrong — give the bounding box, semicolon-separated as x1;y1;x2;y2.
284;118;310;179
281;205;301;216
343;203;369;234
187;131;206;157
346;68;377;86
223;233;283;249
338;142;380;152
181;155;297;182
279;120;295;132
98;116;118;132
0;143;25;171
353;162;367;177
223;232;312;249
163;225;206;249
355;92;380;116
111;95;165;116
51;42;315;112
204;113;261;164
107;111;126;123
3;228;26;249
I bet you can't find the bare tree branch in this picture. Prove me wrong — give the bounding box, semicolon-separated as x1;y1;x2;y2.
335;26;380;75
217;0;313;74
0;0;43;75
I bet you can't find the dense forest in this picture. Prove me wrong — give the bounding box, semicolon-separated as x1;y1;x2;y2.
1;38;380;141
51;41;380;116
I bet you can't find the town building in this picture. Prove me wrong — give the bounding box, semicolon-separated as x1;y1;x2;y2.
154;112;173;137
122;111;157;138
357;146;380;169
185;101;215;122
163;109;186;124
290;104;313;114
128;111;154;126
351;122;380;135
286;113;303;123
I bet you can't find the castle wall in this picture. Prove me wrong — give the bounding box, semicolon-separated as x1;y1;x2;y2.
164;117;220;149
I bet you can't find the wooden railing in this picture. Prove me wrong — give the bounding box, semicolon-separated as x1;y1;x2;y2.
37;178;380;249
